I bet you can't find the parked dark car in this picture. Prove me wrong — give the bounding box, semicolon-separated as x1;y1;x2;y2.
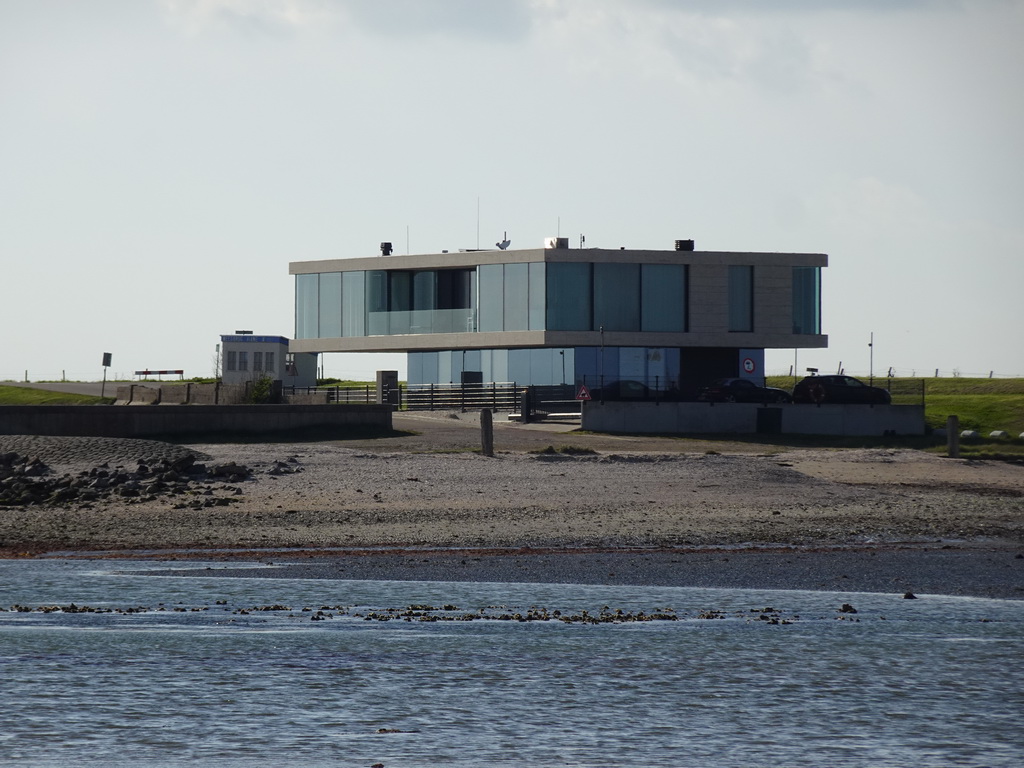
697;378;792;404
792;375;892;405
584;380;687;402
586;380;653;401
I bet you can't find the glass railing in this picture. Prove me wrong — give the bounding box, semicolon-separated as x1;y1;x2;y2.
367;309;476;336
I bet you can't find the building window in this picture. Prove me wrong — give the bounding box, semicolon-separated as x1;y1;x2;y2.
342;271;366;337
366;270;389;335
295;273;319;339
546;262;592;331
238;351;248;371
478;264;504;332
728;265;754;332
318;272;342;338
594;263;640;331
253;351;263;372
641;263;686;332
503;263;529;331
528;262;545;330
265;351;275;372
792;266;821;334
226;350;237;372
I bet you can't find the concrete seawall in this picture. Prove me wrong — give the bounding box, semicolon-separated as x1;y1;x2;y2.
114;383;250;405
0;404;393;438
582;402;926;436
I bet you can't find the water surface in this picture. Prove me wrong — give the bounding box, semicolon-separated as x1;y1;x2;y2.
1;559;1021;767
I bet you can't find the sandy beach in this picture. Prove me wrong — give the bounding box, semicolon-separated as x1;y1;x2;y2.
2;411;1022;598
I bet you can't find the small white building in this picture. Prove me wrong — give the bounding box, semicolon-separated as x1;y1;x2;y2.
219;333;317;388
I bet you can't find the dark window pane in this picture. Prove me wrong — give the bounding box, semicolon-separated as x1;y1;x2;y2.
594;263;640;331
728;265;753;332
546;262;591;331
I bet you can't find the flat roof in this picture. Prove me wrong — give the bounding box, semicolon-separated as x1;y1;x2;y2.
290;247;828;275
220;335;290;344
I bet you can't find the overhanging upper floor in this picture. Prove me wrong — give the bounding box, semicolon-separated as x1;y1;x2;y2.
288;245;828;354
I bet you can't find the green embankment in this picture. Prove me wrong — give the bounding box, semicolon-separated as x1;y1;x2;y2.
0;386;113;406
766;376;1024;435
766;376;1024;458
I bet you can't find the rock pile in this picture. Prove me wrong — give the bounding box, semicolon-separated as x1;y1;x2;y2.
0;451;254;509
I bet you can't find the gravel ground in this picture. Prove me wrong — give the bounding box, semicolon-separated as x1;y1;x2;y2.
2;418;1022;598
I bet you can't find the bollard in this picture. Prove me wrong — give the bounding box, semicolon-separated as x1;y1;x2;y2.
946;415;959;459
480;409;494;457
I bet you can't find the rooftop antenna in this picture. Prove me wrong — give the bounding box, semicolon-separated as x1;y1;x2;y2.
496;231;510;250
476;197;480;250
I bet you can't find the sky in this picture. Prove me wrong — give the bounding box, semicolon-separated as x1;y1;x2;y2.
2;0;1022;383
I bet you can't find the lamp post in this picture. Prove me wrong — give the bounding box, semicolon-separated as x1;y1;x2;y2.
869;332;874;386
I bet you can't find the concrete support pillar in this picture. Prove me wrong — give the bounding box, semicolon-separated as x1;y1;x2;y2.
947;415;959;458
480;409;494;457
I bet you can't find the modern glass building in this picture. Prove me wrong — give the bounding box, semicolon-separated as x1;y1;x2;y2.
289;241;826;396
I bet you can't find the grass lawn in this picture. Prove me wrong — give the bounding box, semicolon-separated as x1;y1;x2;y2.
0;385;113;406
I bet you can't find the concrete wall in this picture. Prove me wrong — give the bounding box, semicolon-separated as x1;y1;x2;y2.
115;383;252;405
284;391;330;405
0;404;392;438
582;402;926;436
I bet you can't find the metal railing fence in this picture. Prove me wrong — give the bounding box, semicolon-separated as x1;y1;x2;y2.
401;382;520;412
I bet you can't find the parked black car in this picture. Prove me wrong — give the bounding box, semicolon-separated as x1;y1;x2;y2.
584;380;654;401
585;380;686;402
792;375;892;405
697;378;792;404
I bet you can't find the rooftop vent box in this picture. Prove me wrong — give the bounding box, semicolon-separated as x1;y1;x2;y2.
545;237;569;249
675;239;695;251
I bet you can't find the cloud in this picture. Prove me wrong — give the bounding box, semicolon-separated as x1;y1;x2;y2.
159;0;334;36
638;0;960;14
341;0;534;42
160;0;535;42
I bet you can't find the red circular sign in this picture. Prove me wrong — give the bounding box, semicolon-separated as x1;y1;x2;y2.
742;357;756;374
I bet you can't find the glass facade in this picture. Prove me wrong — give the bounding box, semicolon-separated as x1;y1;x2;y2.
728;265;754;332
409;347;576;386
294;260;788;341
407;346;683;390
348;268;477;337
792;266;821;335
294;253;821;391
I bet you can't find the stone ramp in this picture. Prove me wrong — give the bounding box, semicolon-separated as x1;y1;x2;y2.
0;435;208;469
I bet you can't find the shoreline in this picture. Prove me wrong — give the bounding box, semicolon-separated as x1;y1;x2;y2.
2;422;1022;599
22;540;1024;601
